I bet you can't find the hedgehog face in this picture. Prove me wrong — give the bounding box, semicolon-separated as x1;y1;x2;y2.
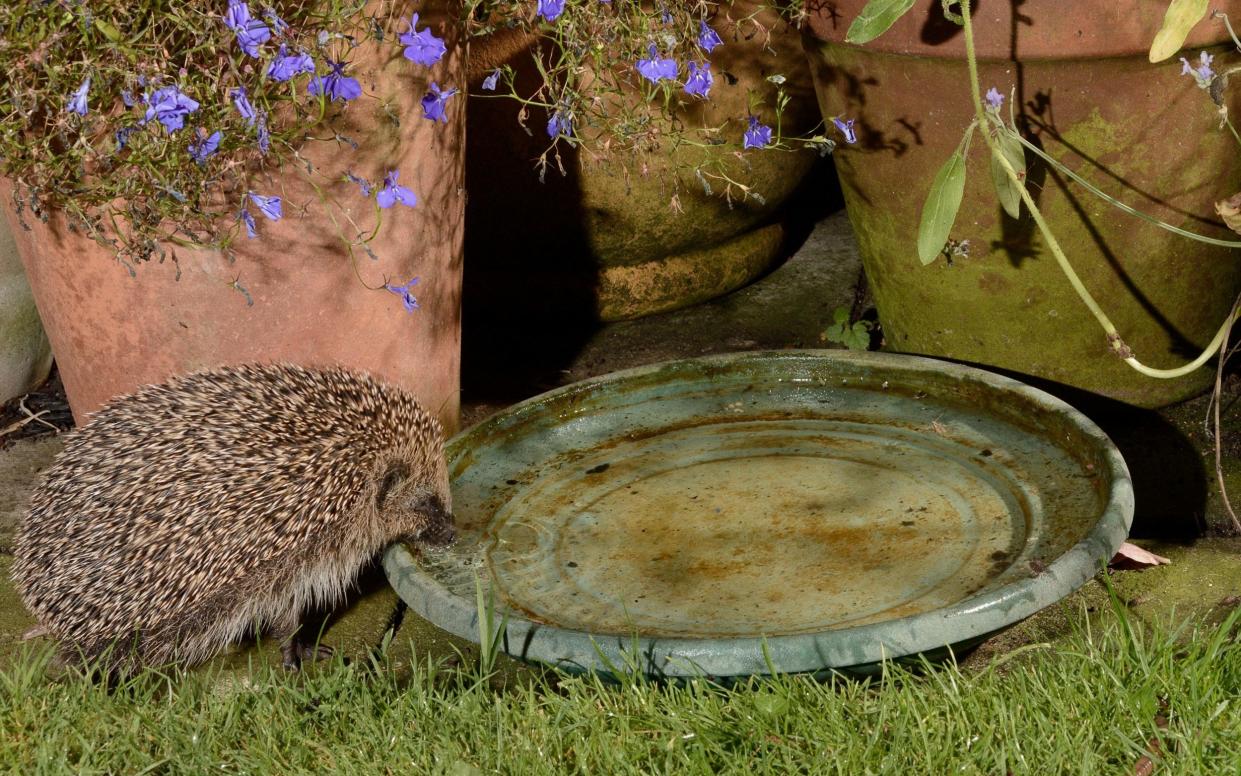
376;462;456;547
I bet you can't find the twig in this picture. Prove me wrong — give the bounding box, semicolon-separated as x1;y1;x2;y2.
0;397;59;439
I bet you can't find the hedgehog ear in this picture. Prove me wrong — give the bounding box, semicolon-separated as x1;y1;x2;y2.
376;463;410;507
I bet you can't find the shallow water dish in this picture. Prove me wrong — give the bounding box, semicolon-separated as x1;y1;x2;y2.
384;350;1133;678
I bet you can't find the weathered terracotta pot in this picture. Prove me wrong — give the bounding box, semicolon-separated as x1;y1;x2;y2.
0;216;51;403
4;2;465;430
466;1;821;321
804;1;1241;407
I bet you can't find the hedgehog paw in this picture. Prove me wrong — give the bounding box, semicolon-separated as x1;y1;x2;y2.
281;640;334;671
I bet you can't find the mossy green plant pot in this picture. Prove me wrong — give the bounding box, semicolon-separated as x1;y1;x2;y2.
803;0;1241;408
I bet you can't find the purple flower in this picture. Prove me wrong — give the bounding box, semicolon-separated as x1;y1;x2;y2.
1180;51;1215;89
263;8;289;36
267;46;315;82
698;20;722;53
345;172;373;197
743;115;772;149
636;45;678;84
308;60;362;102
376;171;417;209
120;89;136;108
256;113;270;154
223;1;270;58
115;126;137;151
189;129;223;163
66;76;90;116
683;61;712;98
386;277;420;312
547;109;573;138
240;208;258;239
660;5;673;24
420;82;458;123
399;14;446;67
248;191;282;221
832;116;857;144
984;87;1004;111
230;87;256;126
143;86;200;133
481;68;501;91
538;0;566;22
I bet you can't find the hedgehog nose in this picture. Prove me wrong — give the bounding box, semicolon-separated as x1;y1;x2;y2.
423;518;456;547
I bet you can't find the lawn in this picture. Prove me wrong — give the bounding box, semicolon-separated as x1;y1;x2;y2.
1;592;1238;775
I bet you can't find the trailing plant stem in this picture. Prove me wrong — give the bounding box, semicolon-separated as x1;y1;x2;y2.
961;0;1238;380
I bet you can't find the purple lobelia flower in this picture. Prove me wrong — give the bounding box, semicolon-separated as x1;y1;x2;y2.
267;45;315;82
1180;51;1215;89
230;86;256;126
399;13;446;66
143;86;200;132
256;112;270;154
984;87;1004;111
376;171;417;209
547;108;573;138
537;0;566;22
743;115;772;149
248;191;282;221
420;82;458;122
120;89;136;108
832;116;857;144
223;0;270;58
683;61;712;98
263;7;289;36
65;76;90;115
481;68;501;91
240;208;258;238
636;45;678;84
308;60;362;102
188;129;222;163
698;20;722;53
385;277;420;312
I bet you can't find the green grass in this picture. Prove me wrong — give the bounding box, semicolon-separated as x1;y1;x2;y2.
1;601;1238;775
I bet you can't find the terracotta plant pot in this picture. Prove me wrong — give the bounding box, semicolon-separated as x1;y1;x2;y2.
3;1;465;430
466;0;822;321
0;216;51;403
803;1;1241;407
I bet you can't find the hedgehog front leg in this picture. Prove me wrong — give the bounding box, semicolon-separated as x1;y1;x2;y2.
274;609;335;671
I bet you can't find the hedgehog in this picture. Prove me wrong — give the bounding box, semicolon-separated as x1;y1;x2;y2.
12;362;455;675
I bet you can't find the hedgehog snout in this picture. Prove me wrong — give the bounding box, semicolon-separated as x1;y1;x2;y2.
409;493;456;547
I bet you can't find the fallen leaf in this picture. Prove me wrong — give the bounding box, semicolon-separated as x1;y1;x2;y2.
1110;542;1172;569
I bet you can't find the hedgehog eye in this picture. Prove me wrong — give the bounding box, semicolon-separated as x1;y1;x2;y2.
376;464;410;507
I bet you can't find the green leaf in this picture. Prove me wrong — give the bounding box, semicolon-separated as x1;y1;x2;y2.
989;127;1026;219
1149;0;1209;62
833;307;849;325
94;18;121;43
917;151;967;265
845;0;917;45
843;323;872;350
